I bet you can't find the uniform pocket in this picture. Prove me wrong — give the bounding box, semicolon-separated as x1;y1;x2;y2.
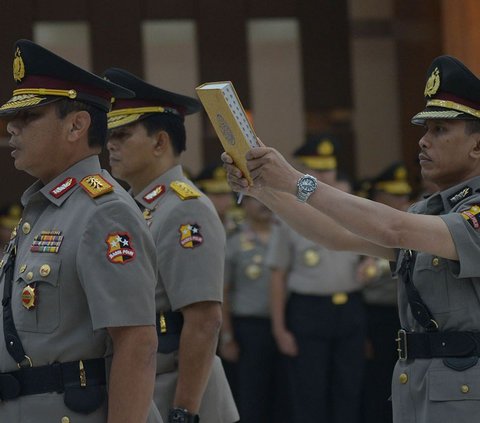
429;366;480;401
14;256;61;334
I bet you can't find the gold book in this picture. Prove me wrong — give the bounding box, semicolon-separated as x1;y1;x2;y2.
196;81;260;184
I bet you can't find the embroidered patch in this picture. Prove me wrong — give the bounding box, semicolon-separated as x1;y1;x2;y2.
461;205;480;229
30;231;63;253
179;223;203;248
143;185;165;203
50;177;77;199
170;181;201;200
448;186;472;207
80;174;114;198
106;232;136;264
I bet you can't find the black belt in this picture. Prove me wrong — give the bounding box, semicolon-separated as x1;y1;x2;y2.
396;329;480;360
156;311;183;336
0;358;105;400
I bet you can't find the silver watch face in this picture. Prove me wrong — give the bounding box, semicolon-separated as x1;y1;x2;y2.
300;176;317;193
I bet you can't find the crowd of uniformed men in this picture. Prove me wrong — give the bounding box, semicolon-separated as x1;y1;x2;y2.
1;37;480;423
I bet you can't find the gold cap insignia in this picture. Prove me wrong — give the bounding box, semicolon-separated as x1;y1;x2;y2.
318;139;334;156
170;181;201;200
395;166;407;181
80;174;114;198
13;47;25;82
424;67;440;98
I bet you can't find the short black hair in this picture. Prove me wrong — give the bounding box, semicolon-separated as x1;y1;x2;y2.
464;119;480;135
54;99;107;148
141;113;186;156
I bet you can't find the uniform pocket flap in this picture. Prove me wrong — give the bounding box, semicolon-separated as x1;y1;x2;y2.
429;368;480;401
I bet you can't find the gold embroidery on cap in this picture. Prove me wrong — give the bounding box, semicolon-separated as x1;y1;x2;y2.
0;95;45;111
424;67;440;97
13;47;25;82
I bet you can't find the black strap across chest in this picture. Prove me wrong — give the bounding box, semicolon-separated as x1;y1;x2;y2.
2;242;32;368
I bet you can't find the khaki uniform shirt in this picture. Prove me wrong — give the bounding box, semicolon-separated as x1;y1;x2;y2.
392;176;480;423
266;220;359;295
0;156;160;423
134;165;238;422
224;223;271;317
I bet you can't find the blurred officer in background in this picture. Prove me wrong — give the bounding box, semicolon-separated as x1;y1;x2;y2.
104;68;238;423
266;135;366;423
221;195;286;423
0;40;160;423
195;163;243;235
358;162;411;423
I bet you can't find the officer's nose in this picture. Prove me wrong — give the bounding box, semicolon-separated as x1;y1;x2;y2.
106;137;117;152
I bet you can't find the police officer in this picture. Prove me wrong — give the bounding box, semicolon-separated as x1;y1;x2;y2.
358;162;411;423
223;55;480;423
0;40;160;423
104;68;239;423
221;195;287;423
266;135;365;423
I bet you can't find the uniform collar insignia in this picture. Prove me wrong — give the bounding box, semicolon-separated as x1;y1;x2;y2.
49;177;77;199
448;186;472;207
143;185;165;203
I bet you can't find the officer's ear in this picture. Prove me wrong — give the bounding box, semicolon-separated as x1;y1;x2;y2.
152;130;170;156
66;110;91;142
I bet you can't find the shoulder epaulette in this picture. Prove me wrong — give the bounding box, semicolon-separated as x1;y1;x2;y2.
170;181;202;200
80;174;114;198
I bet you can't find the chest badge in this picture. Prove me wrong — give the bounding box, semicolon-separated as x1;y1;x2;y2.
179;223;203;248
106;232;136;264
22;285;37;310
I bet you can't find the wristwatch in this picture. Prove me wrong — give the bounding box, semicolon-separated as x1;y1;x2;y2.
168;407;200;423
296;174;318;203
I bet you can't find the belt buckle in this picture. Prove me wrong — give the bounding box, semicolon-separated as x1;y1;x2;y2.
396;329;408;361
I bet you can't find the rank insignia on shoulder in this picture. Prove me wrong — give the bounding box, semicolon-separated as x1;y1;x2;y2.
170;181;201;200
106;232;136;264
50;177;77;198
143;185;165;203
179;223;203;248
461;205;480;229
80;174;114;198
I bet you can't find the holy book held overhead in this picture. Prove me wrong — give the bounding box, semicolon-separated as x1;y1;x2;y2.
196;81;260;184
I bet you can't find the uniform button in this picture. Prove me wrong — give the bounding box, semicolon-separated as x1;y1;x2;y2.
461;384;470;394
399;373;408;384
432;257;440;266
39;264;51;277
19;264;27;274
61;417;70;423
26;272;34;281
22;222;31;234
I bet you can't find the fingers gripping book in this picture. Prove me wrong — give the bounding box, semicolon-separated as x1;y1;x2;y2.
196;81;260;185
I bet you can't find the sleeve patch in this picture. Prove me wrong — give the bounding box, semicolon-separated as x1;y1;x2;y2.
105;232;136;264
461;205;480;229
179;223;203;248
